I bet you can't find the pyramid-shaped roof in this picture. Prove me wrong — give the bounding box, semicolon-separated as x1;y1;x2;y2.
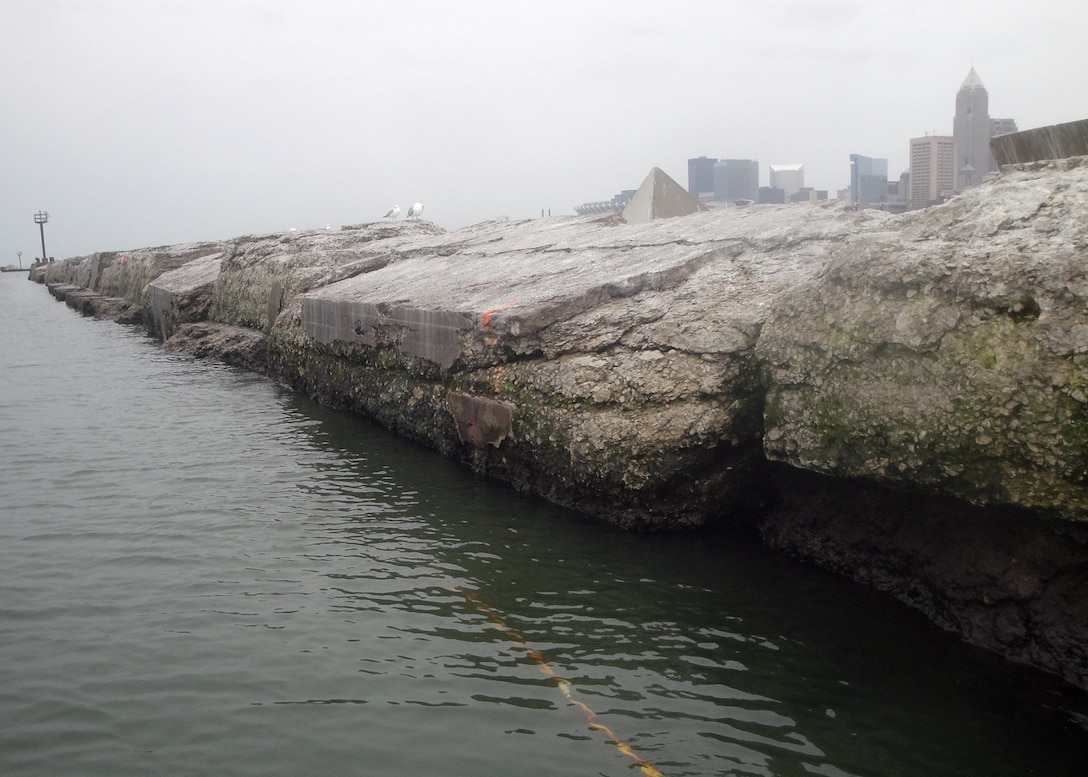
960;67;986;92
621;167;701;224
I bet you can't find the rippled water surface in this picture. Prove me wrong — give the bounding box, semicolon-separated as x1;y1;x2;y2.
2;275;1087;776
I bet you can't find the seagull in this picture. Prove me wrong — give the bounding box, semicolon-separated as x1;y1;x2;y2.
384;205;400;221
407;202;424;220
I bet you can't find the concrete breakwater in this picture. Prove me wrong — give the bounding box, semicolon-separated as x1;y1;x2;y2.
33;157;1088;690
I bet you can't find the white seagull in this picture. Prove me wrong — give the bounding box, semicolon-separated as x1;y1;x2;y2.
384;205;400;221
407;202;424;220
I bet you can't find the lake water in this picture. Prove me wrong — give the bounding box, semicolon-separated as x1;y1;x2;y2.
1;273;1086;776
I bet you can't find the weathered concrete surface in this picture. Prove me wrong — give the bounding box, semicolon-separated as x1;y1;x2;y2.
747;156;1088;688
28;158;1088;689
147;252;223;340
31;168;1087;530
162;322;268;373
32;241;229;325
208;220;446;335
758;155;1088;521
271;205;882;529
992;118;1088;167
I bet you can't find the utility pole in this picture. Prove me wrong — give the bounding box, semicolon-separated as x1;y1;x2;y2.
34;211;49;262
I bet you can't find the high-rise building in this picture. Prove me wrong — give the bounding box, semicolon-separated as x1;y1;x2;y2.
687;156;717;199
952;68;1017;188
953;68;992;190
909;135;956;209
849;154;889;207
768;164;804;198
714;159;759;203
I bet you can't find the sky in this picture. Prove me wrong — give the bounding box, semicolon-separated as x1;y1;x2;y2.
3;0;1087;263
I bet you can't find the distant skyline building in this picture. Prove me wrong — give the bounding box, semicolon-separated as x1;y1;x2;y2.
768;164;804;198
849;154;889;206
687;156;717;199
573;189;637;216
952;68;1017;190
714;159;759;203
789;187;828;203
887;170;911;212
759;186;785;204
990;117;1019;140
953;68;993;190
909;134;956;209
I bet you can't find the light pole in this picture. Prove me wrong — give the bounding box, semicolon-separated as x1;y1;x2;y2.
34;211;49;262
17;251;22;269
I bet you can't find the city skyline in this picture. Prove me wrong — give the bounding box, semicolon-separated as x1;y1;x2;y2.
690;67;1017;208
3;2;1086;262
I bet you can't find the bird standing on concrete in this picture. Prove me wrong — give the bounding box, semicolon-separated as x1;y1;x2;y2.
384;205;401;221
407;202;424;219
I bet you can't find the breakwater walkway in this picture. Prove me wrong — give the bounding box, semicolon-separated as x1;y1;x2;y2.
32;157;1088;690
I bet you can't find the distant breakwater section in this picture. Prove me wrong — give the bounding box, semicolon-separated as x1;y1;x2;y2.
32;157;1088;690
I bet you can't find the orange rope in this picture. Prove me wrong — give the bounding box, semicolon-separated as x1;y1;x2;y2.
458;587;664;777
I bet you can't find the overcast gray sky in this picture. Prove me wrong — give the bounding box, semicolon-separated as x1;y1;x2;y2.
3;0;1087;262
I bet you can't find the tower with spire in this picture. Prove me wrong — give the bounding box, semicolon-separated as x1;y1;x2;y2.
953;67;992;190
952;68;1018;191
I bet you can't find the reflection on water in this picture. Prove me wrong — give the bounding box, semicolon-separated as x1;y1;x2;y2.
1;275;1086;777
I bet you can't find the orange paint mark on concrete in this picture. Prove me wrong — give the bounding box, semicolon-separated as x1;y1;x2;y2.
482;300;518;327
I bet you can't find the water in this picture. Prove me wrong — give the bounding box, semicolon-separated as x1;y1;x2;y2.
1;273;1086;777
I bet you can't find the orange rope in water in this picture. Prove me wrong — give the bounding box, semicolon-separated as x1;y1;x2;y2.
458;587;664;777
